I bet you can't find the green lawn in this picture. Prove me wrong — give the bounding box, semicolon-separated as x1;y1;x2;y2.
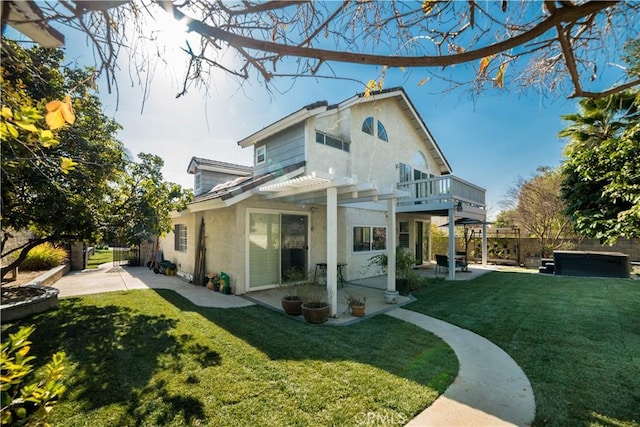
86;248;113;269
407;271;640;426
2;289;458;426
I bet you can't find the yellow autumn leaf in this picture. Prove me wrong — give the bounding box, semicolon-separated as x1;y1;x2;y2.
61;96;75;124
1;106;12;120
418;77;430;87
479;56;491;76
45;96;75;130
1;122;19;139
46;108;65;130
60;157;78;174
364;80;379;98
422;0;436;15
495;62;508;89
39;129;58;147
15;121;38;133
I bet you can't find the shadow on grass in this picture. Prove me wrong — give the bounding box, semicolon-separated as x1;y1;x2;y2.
1;297;216;425
151;288;456;392
2;288;457;426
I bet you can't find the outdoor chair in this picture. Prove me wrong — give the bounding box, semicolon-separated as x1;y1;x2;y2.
435;254;449;274
456;251;469;271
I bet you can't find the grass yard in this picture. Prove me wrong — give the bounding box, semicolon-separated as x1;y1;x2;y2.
2;289;458;426
407;271;640;426
86;248;113;269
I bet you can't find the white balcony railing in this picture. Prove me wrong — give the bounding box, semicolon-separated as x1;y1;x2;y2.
397;175;486;209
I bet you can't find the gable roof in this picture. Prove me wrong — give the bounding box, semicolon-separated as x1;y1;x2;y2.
186;157;253;175
237;87;453;175
187;161;306;211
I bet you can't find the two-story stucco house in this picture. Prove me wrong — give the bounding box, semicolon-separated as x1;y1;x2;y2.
160;87;488;316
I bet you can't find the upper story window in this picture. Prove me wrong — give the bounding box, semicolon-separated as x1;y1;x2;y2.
315;131;350;153
377;121;388;141
362;117;388;141
362;117;374;135
256;145;266;164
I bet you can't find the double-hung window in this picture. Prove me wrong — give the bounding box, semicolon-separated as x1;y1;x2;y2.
256;145;266;164
174;224;187;252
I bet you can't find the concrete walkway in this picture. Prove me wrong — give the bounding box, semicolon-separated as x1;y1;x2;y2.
52;264;536;426
388;309;536;426
54;264;253;308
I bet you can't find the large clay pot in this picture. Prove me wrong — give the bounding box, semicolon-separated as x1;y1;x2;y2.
281;296;303;315
350;305;365;317
301;302;330;324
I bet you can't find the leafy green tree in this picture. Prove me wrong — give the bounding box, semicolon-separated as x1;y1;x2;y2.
493;210;515;228
1;40;127;279
559;91;640;244
1;42;193;278
106;153;192;246
503;167;576;256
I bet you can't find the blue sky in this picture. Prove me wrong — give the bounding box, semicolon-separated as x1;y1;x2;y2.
7;7;606;219
90;52;578;219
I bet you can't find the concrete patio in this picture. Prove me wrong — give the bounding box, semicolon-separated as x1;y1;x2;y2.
243;262;494;325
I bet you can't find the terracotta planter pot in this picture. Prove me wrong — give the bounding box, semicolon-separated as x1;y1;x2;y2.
350;305;365;317
301;302;330;324
281;296;303;315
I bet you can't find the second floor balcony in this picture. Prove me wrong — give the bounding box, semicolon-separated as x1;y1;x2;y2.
396;175;486;219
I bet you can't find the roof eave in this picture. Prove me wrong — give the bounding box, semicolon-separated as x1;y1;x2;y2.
237;103;328;148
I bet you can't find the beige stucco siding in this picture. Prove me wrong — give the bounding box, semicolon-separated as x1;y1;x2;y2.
307;97;442;188
342;207;388;280
306;113;352;177
163;212;198;276
161;198;351;294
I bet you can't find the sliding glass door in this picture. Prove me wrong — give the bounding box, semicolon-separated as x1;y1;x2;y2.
248;212;308;289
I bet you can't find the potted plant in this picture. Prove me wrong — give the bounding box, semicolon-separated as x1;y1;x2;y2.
300;284;330;324
278;267;305;315
345;292;366;317
368;247;417;296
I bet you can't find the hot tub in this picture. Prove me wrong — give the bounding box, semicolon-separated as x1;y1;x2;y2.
553;251;631;278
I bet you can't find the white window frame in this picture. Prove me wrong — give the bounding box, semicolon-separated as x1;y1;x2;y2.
315;131;350;153
194;172;201;193
174;224;187;252
256;145;266;164
353;225;387;252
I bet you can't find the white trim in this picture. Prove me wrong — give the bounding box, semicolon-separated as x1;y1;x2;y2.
352;225;388;253
256;145;266;165
238;103;327;148
194;172;201;193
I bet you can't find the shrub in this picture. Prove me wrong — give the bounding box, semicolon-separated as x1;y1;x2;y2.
1;325;67;426
20;243;67;271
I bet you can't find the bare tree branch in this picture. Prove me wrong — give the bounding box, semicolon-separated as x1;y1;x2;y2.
9;0;637;100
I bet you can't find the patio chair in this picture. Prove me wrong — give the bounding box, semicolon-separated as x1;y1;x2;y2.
435;254;449;274
456;251;468;271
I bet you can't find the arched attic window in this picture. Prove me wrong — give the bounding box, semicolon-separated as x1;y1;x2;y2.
362;116;374;135
377;121;388;142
